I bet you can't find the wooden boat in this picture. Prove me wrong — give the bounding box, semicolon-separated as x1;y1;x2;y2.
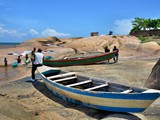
43;51;116;67
38;66;160;113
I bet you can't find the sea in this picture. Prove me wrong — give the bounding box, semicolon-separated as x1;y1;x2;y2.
0;42;20;49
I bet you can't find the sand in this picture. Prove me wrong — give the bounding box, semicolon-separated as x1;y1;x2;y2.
0;54;160;120
0;38;160;120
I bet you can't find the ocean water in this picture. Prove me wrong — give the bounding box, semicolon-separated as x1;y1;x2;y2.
0;42;20;48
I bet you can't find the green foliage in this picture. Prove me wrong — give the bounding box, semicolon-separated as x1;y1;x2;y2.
130;18;160;33
145;36;160;45
138;36;151;43
112;36;117;38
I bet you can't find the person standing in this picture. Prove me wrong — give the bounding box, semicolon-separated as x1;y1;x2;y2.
113;46;119;62
4;58;8;67
31;48;44;81
31;47;36;64
104;46;110;62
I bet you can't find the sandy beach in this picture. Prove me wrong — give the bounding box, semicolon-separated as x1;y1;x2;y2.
0;36;160;120
0;57;160;120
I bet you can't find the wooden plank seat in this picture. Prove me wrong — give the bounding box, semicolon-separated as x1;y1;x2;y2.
47;72;76;79
84;83;109;91
121;89;133;93
51;76;77;83
66;80;92;87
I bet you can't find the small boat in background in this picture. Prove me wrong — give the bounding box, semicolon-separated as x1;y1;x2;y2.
43;51;116;67
38;66;160;113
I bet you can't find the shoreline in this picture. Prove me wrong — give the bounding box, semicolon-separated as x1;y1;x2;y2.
0;65;31;85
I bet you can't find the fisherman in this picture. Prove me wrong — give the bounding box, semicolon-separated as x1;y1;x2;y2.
104;46;110;62
30;48;44;81
113;46;119;62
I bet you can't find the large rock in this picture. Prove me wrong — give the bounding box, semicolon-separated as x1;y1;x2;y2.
17;37;61;48
144;58;160;89
62;35;141;52
137;42;160;54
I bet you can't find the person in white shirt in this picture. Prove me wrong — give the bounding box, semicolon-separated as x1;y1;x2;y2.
31;48;44;81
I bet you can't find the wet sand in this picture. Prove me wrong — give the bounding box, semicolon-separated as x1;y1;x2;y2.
0;57;160;120
0;66;31;84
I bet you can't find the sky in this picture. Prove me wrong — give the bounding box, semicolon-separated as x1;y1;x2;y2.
0;0;160;43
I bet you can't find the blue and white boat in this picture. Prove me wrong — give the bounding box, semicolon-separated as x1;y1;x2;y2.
38;66;160;113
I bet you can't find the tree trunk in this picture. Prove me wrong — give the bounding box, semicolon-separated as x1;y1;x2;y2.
144;58;160;89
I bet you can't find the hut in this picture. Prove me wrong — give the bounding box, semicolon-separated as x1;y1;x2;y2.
91;32;99;37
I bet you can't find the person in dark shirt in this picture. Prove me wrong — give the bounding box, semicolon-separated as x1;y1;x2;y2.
17;56;21;63
4;58;8;66
104;46;110;53
104;46;110;62
113;46;119;62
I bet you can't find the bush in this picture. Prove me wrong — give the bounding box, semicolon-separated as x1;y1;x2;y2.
138;36;151;43
112;36;117;38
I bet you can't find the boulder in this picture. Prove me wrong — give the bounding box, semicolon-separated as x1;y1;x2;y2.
144;58;160;89
137;42;160;54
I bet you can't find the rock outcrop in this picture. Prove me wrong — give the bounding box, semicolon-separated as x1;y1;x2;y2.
144;58;160;89
137;42;160;54
17;36;62;48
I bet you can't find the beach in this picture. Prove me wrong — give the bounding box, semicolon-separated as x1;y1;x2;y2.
0;37;160;120
0;55;160;120
0;57;160;120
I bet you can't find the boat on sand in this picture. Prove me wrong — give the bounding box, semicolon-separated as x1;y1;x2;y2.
38;66;160;113
43;52;116;67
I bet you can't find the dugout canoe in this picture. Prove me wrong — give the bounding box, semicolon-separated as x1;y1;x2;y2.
38;66;160;113
43;51;116;67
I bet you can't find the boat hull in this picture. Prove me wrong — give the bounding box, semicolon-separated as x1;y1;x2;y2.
41;75;159;113
37;66;160;113
44;52;116;67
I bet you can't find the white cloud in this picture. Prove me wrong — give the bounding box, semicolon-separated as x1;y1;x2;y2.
0;26;26;39
113;18;134;35
0;26;71;42
41;28;71;37
29;29;39;36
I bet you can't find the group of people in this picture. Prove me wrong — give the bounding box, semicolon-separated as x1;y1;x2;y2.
104;45;119;63
4;47;44;82
4;45;119;81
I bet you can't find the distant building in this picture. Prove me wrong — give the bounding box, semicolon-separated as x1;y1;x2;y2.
91;32;99;37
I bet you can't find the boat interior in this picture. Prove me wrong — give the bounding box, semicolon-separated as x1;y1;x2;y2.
42;70;145;93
